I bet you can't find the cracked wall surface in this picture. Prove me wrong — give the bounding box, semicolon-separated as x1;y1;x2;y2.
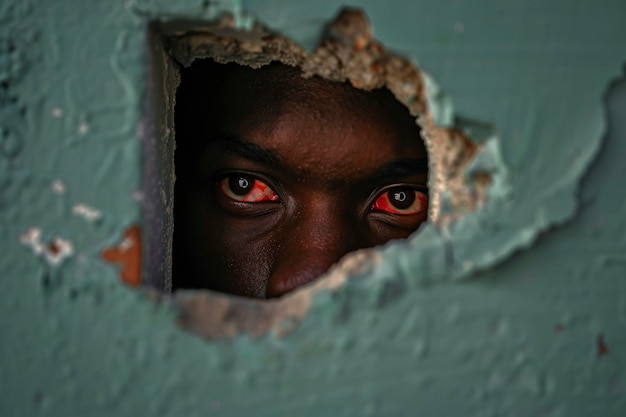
1;0;626;416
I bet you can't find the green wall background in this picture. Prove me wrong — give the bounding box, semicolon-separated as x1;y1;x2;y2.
1;0;625;415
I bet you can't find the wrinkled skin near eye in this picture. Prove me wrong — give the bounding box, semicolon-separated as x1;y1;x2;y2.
173;60;429;299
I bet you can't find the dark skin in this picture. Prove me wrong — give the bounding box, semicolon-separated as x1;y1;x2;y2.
173;61;428;299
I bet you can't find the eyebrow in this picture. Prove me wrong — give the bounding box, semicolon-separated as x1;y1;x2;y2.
365;158;429;183
206;132;427;184
206;132;283;166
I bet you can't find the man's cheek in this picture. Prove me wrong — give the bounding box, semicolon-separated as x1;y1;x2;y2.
215;230;275;295
223;251;272;297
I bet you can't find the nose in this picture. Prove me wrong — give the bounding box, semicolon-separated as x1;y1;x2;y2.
265;203;360;298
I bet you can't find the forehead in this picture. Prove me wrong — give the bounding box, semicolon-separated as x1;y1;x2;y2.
186;61;426;181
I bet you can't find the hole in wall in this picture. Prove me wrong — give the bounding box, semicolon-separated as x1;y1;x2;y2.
172;59;429;299
141;8;488;339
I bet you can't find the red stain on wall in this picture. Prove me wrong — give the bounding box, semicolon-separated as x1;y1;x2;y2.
101;225;142;287
597;333;609;357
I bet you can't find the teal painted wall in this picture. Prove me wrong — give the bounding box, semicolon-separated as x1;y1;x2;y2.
1;0;625;415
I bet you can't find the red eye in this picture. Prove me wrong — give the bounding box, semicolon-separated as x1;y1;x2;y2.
219;175;279;203
371;187;428;215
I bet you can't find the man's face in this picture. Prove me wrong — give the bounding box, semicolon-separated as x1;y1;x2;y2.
174;62;428;298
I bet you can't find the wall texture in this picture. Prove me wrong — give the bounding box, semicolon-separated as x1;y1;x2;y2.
1;0;625;415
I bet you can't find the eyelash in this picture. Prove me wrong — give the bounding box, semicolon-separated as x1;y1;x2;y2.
218;174;427;216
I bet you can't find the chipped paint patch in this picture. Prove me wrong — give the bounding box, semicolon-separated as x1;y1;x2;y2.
131;190;144;202
72;203;102;222
101;225;142;286
77;122;89;135
51;179;66;195
597;334;610;357
19;227;74;266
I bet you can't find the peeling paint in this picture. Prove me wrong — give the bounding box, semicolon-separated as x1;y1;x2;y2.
71;203;102;222
76;122;89;135
101;225;142;287
51;179;66;195
19;227;74;266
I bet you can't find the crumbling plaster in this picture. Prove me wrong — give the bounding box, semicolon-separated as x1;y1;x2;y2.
1;0;625;416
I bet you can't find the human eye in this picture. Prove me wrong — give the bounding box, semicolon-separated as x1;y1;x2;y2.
371;186;428;216
218;174;280;203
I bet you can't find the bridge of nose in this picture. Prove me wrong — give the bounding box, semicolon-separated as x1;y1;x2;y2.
264;198;363;298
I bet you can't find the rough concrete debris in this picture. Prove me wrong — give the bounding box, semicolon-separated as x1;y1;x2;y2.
174;250;381;340
153;8;504;339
